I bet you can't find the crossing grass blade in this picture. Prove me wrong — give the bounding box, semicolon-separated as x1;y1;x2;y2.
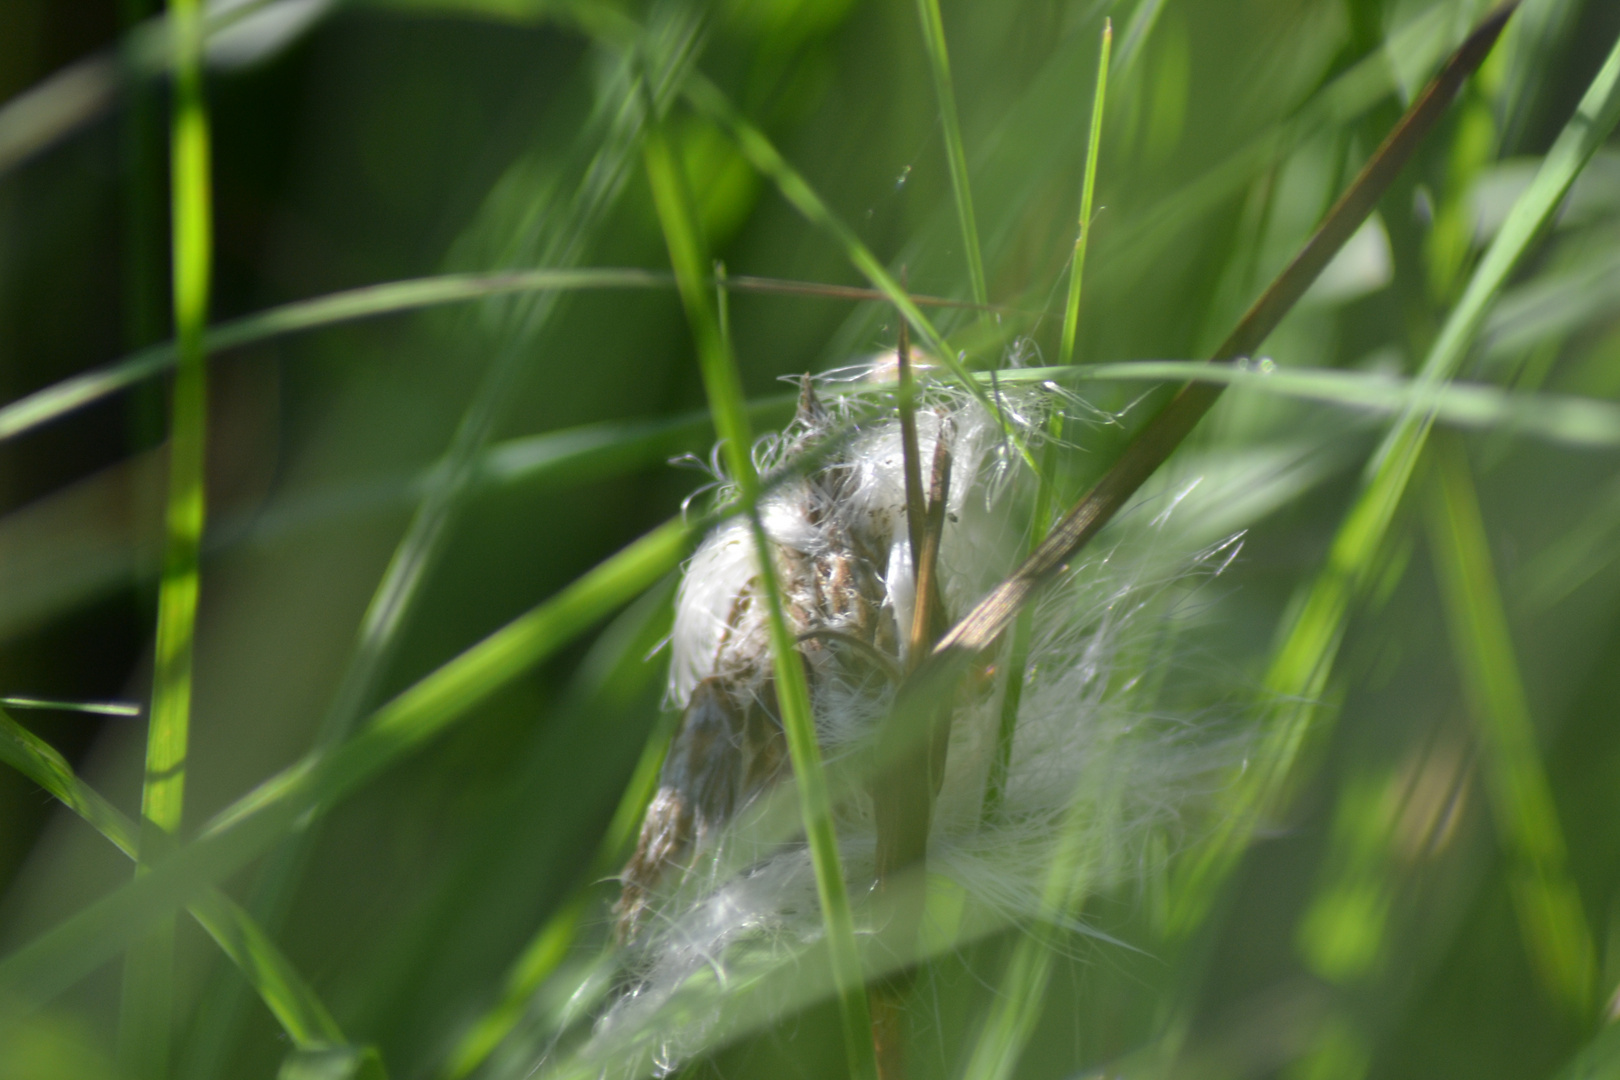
642;104;880;1080
913;0;987;309
1168;19;1620;934
0;709;346;1047
0;515;692;1028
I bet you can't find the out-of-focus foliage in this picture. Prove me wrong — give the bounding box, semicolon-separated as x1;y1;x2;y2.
1;0;1619;1078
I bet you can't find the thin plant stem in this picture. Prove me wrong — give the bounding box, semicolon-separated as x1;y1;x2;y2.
1059;20;1112;368
122;0;212;1069
914;0;988;309
981;409;1062;823
641;110;880;1080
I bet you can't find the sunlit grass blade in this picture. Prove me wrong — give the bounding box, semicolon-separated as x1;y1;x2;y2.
642;106;879;1080
1425;435;1596;1014
1168;21;1620;934
0;516;691;1028
913;0;987;309
0;709;346;1048
1058;19;1111;368
121;0;213;1069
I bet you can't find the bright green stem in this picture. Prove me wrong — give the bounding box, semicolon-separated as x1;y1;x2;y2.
642;118;879;1080
913;0;988;309
1425;437;1595;1015
123;0;212;1073
1059;19;1111;368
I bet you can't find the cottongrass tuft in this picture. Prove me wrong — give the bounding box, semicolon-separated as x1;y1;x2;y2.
585;358;1251;1077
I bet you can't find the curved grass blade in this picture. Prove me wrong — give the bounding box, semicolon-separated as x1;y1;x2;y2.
0;269;1009;448
1425;436;1596;1015
0;710;345;1048
1169;18;1620;934
642;107;879;1080
913;0;987;309
995;361;1620;450
1058;19;1111;368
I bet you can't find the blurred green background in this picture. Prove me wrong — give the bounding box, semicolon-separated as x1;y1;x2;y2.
2;0;1620;1077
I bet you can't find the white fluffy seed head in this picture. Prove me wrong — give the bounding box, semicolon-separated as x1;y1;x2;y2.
598;358;1247;1075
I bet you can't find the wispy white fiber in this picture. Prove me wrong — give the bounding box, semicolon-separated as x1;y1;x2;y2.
586;358;1250;1077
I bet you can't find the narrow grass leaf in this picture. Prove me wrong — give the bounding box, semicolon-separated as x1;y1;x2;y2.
913;0;988;308
0;268;995;448
121;0;214;1068
1000;361;1620;450
1058;19;1111;368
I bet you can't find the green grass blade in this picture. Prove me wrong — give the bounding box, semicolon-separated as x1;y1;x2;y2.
0;516;690;1026
999;361;1620;450
1425;436;1596;1014
122;0;214;1069
1058;19;1111;368
642;110;879;1080
1168;24;1620;935
0;710;345;1047
913;0;987;309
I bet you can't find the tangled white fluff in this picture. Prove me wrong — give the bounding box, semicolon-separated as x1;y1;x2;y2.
590;358;1247;1075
